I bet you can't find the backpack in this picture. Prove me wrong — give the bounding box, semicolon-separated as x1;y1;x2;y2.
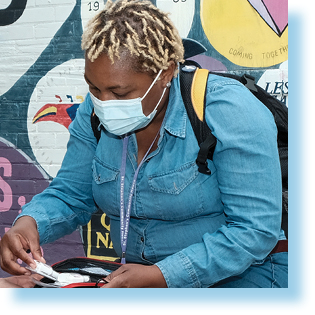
90;63;288;238
179;62;288;238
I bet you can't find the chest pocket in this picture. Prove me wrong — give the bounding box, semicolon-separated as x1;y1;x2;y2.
92;158;119;183
92;157;119;214
143;160;220;221
145;161;202;220
148;161;198;194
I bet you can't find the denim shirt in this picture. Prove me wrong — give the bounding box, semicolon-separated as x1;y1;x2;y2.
18;72;283;288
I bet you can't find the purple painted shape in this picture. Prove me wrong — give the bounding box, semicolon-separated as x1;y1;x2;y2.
0;138;49;212
188;55;228;72
263;0;288;34
247;0;288;36
0;137;85;278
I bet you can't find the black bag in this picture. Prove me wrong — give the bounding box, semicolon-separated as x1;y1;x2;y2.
34;257;121;288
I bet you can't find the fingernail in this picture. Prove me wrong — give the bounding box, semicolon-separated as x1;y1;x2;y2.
29;263;36;269
40;257;46;264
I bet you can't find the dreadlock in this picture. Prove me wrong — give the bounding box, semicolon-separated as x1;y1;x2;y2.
81;0;184;76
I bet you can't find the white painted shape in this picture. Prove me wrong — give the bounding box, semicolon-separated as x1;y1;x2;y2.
257;61;288;106
81;0;107;30
81;0;195;37
27;59;88;178
156;0;195;38
0;0;11;10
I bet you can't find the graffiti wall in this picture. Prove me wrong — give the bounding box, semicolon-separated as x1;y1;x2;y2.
0;0;288;277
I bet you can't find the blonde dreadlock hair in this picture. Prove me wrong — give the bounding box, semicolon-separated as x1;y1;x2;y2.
81;0;184;76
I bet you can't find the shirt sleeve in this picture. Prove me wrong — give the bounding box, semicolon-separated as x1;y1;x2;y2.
14;94;98;245
156;78;282;287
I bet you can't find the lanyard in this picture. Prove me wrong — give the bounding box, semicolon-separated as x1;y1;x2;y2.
119;133;159;264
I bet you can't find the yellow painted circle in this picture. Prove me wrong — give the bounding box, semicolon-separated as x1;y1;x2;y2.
200;0;288;68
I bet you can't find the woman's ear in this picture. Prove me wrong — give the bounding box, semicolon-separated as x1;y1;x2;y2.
160;61;176;87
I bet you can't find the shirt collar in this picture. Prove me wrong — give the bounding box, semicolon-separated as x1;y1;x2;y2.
162;74;187;139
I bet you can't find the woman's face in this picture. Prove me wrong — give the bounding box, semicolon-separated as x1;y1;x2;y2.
84;52;173;116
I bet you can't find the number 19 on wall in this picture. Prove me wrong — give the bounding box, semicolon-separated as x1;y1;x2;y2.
88;1;100;11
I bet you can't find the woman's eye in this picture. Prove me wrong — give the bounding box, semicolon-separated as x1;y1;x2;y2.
89;85;100;93
112;91;127;98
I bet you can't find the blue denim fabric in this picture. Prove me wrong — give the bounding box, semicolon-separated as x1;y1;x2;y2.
210;252;288;288
17;73;286;288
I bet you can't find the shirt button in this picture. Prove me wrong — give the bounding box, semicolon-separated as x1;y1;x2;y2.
140;237;144;242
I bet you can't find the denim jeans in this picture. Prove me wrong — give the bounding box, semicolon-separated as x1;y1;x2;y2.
209;252;288;288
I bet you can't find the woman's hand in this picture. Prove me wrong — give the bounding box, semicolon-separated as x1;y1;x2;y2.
0;216;46;275
101;264;167;288
0;275;43;288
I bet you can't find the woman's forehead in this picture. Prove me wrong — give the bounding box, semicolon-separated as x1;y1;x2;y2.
85;52;131;72
85;53;153;87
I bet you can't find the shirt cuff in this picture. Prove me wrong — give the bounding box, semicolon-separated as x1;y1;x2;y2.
155;251;202;288
13;205;51;245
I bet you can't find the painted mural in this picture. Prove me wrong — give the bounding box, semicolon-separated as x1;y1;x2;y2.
200;0;288;68
0;0;288;277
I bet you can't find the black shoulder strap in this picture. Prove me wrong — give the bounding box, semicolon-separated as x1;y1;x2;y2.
179;64;216;174
91;109;102;143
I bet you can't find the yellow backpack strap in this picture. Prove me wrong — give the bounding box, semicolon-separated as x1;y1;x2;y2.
190;68;209;122
179;64;216;174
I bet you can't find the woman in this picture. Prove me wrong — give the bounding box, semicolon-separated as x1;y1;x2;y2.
0;0;287;288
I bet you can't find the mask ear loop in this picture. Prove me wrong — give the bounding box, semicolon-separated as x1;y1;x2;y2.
141;69;163;101
148;80;172;116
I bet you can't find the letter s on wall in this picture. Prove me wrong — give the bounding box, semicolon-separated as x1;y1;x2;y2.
0;157;13;212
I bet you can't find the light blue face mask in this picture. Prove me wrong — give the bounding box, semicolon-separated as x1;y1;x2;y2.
90;69;170;136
